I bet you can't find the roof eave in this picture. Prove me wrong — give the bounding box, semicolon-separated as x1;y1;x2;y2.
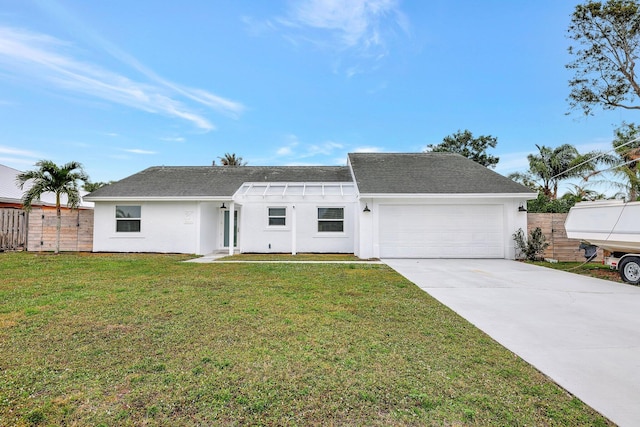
357;192;538;199
85;196;231;202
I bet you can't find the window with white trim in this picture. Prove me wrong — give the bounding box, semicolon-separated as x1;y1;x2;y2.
268;207;286;226
116;205;141;232
317;207;344;232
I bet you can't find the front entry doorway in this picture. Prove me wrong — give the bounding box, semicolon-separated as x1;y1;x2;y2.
223;210;238;248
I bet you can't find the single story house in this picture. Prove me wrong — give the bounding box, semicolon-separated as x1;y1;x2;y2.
85;153;536;259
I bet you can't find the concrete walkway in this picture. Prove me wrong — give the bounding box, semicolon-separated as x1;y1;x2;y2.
183;253;234;263
383;258;640;427
184;253;383;264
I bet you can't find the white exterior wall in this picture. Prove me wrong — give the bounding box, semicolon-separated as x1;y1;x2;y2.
198;202;220;255
93;201;222;254
92;194;529;258
238;200;355;254
355;197;530;260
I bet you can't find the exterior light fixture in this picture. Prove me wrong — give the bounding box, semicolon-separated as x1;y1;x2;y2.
220;202;227;209
363;203;371;213
518;204;527;212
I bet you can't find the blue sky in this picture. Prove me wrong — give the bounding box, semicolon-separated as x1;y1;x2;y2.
0;0;635;187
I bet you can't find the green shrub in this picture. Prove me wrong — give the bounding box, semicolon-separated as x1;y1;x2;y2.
527;193;576;213
513;227;550;261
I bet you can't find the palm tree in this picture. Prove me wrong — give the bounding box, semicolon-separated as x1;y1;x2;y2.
16;160;89;254
83;181;111;192
561;184;606;203
216;153;247;166
601;123;640;201
526;144;597;199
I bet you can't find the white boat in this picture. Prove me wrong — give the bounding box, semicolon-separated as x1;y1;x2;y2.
565;200;640;254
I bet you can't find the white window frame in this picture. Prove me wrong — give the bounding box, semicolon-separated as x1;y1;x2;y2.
115;205;141;232
267;207;287;227
317;207;344;233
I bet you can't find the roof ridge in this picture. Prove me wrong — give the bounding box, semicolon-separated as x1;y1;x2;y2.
146;165;349;169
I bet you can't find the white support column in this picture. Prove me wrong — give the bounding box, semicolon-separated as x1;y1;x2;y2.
228;201;235;256
291;205;297;255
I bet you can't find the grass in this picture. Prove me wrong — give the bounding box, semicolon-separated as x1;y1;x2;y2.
0;253;611;426
531;261;625;284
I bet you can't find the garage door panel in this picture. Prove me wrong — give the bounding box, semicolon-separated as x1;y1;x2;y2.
379;204;504;258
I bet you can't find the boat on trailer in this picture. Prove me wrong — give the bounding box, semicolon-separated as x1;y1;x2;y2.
565;200;640;284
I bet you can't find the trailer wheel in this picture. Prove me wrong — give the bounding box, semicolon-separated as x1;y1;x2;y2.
619;257;640;285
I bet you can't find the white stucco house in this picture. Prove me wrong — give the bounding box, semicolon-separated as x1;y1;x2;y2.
85;153;536;259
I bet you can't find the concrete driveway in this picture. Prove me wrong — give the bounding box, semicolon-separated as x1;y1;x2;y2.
383;258;640;427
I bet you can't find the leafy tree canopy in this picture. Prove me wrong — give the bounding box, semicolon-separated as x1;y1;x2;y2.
598;122;640;200
526;192;577;213
83;181;111;192
426;129;499;168
567;0;640;115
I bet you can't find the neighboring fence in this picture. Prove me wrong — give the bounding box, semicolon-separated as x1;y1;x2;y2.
26;207;94;252
527;212;603;262
0;208;28;251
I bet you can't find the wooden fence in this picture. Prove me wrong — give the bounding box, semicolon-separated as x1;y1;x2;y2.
26;208;94;252
527;212;603;262
0;208;28;251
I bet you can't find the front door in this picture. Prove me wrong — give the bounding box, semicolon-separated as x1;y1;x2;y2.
223;210;238;248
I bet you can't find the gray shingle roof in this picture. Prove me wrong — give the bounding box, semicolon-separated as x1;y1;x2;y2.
86;166;353;199
86;153;533;200
348;152;534;194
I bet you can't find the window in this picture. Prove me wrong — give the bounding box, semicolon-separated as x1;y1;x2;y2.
318;207;344;232
116;205;141;232
268;207;286;226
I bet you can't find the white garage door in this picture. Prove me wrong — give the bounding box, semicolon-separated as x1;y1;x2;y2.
379;204;505;258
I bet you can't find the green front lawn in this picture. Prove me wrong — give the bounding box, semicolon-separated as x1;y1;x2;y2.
0;253;610;426
531;261;624;284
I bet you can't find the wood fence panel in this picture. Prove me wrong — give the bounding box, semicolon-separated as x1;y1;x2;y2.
27;208;93;252
527;213;603;262
0;208;27;251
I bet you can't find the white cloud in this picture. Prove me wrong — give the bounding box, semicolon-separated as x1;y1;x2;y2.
284;0;406;53
0;156;38;166
268;0;410;75
353;145;384;153
0;26;244;131
304;140;343;157
274;134;300;157
161;136;186;143
0;145;41;158
0;145;42;169
277;146;293;156
123;149;156;155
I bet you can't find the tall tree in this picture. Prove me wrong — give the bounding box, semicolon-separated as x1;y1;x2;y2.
566;0;640;115
520;144;597;199
16;160;89;254
214;153;247;166
426;129;499;168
